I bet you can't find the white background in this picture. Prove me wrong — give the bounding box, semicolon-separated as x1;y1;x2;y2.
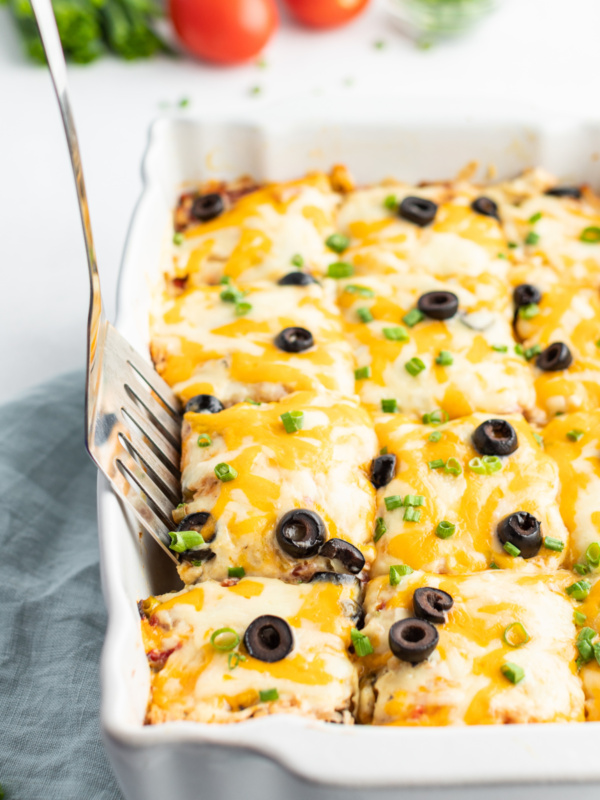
1;0;600;403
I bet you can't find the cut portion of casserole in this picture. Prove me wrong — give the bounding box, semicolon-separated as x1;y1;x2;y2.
174;391;377;583
140;575;361;724
541;412;600;569
370;413;568;576
171;172;341;286
150;281;355;404
335;273;534;419
358;571;584;725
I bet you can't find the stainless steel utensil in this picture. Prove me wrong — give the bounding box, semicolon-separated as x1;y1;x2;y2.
31;0;181;563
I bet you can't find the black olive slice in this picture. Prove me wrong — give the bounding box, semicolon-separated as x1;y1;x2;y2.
389;618;439;664
497;511;542;559
471;196;500;220
513;284;542;308
244;615;293;663
545;186;582;199
184;394;224;414
176;512;216;561
274;327;314;353
370;454;397;489
180;548;215;563
276;509;326;558
417;291;459;321
536;342;573;372
309;572;360;587
319;538;365;574
413;587;454;624
277;272;318;286
177;512;210;534
191;193;225;222
472;419;518;457
398;196;438;227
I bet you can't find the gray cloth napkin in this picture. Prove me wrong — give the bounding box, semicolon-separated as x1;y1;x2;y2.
0;372;123;800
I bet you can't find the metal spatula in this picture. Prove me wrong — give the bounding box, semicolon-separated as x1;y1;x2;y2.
31;0;181;563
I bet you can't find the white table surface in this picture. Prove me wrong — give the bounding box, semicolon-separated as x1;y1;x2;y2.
1;0;600;404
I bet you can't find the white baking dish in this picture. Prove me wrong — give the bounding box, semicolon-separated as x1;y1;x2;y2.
99;97;600;800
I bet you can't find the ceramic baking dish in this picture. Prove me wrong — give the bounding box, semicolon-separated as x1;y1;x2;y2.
99;97;600;800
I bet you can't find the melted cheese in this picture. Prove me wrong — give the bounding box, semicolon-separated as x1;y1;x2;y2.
371;413;568;575
142;577;359;724
360;571;584;725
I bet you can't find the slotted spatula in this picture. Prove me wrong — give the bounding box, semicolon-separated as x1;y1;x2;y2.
31;0;181;563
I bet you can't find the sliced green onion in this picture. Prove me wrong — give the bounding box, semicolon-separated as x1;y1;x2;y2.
383;326;409;342
383;194;397;211
533;433;544;447
574;563;590;576
357;306;374;323
214;462;238;482
327;261;354;279
344;284;375;297
580;226;600;244
245;398;261;406
567;429;585;442
380;446;388;455
168;530;205;553
389;564;413;585
423;409;449;425
259;688;279;702
428;431;442;443
403;507;421;522
504;542;521;557
436;520;456;539
403;308;424;327
290;253;304;268
508;241;518;249
428;459;445;470
503;622;530;648
515;344;524;356
574;611;587;626
501;662;525;684
220;286;244;303
405;357;426;377
197;434;212;448
525;231;540;246
235;302;252;316
444;457;462;476
374;517;387;542
566;580;592;600
469;457;486;475
280;410;304;434
524;344;542;361
355;366;372;380
228;566;245;579
586;542;600;568
173;232;184;245
482;455;502;474
528;211;543;224
220;276;232;285
210;627;240;652
492;344;508;353
435;350;453;366
404;495;424;507
594;643;600;667
596;339;600;348
351;627;374;657
384;495;403;511
518;303;540;320
326;233;350;254
228;652;247;670
543;537;565;552
489;561;501;570
381;399;398;413
497;253;507;260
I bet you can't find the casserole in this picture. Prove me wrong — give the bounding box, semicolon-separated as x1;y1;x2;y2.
100;97;600;800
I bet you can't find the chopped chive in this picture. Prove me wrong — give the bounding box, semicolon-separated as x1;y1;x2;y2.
374;517;387;542
280;410;304;434
383;194;397;211
290;253;304;268
168;530;205;553
245;398;261;405
574;610;587;626
381;399;398;413
435;350;453;366
428;431;442;443
197;433;212;447
525;231;540;246
492;344;508;353
436;520;456;539
574;563;590;576
580;226;600;244
228;566;245;579
228;652;247;670
567;429;585;442
235;302;252;316
514;344;524;356
403;507;421;522
405;357;426;377
173;232;184;245
504;542;521;557
357;306;374;323
566;580;592;600
384;495;403;511
469;457;486;475
428;458;445;470
585;542;600;568
344;284;375;297
383;326;409;342
403;308;424;327
355;366;372;380
503;622;530;648
351;627;374;657
528;211;543;224
422;409;449;425
482;455;502;474
501;662;525;684
325;233;350;254
327;261;354;278
497;253;507;260
220;287;244;303
444;457;462;476
259;688;279;702
543;537;565;552
214;462;238;482
508;241;518;249
518;303;540;320
380;446;388;455
403;495;424;507
210;627;240;652
220;275;232;285
524;344;542;360
389;564;413;586
534;433;544;447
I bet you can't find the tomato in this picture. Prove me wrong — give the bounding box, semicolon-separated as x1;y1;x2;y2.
282;0;370;29
170;0;278;65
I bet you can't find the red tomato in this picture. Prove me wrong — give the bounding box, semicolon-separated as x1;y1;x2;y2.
170;0;278;65
283;0;370;29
